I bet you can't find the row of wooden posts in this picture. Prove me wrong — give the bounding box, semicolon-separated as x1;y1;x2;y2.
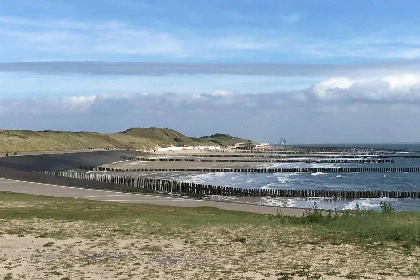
129;156;393;164
41;170;420;199
236;149;394;155
97;166;420;173
121;154;392;160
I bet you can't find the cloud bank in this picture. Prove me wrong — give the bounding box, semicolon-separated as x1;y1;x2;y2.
2;61;420;77
1;74;420;143
311;74;420;102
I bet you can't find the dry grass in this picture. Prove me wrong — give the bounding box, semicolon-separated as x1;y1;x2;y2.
0;127;249;153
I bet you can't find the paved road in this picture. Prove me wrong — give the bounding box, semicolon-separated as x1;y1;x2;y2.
0;177;307;216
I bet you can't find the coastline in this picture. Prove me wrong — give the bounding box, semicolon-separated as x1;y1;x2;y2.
0;149;419;279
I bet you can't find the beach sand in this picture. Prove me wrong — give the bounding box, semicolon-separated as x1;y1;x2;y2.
1;224;418;280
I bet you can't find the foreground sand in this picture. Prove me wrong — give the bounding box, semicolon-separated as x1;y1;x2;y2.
0;187;419;279
1;226;419;280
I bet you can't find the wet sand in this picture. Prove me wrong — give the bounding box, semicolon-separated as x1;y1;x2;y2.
0;150;319;215
0;150;147;171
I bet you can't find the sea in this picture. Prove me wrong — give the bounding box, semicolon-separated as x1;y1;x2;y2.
141;143;420;212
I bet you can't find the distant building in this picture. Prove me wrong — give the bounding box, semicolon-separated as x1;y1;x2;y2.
234;142;246;149
255;143;270;149
234;142;256;150
157;145;221;152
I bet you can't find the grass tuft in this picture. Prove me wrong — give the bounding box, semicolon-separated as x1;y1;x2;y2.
274;202;420;248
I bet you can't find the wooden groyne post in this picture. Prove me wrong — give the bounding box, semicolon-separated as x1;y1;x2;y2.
40;170;420;200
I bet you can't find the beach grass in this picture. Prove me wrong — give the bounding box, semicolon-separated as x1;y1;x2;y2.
0;127;250;153
274;205;420;249
1;192;419;245
0;192;419;279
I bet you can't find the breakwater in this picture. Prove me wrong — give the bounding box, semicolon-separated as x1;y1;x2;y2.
42;170;420;199
98;166;420;173
129;156;393;164
121;154;391;160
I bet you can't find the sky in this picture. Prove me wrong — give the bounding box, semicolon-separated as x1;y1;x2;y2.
1;0;420;143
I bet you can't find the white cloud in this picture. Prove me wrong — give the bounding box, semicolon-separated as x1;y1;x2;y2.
57;95;96;113
0;71;319;99
0;95;96;116
382;74;420;89
312;77;354;99
4;61;420;79
93;22;184;56
210;90;234;96
0;17;185;57
310;74;420;102
1;88;420;143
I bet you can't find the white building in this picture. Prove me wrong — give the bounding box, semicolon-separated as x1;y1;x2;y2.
157;145;221;152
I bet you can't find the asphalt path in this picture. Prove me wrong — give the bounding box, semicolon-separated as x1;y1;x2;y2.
0;177;307;216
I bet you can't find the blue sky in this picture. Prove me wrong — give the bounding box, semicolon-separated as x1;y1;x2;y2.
3;0;420;63
1;0;420;143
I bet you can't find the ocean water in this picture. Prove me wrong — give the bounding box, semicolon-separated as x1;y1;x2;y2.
146;143;420;211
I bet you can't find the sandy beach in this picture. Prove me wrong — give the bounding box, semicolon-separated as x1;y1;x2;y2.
1;233;418;280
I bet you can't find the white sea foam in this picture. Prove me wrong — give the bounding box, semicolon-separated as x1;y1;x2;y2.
274;172;297;184
309;163;341;168
343;199;376;210
343;197;396;210
311;172;326;176
110;160;125;164
178;171;235;185
260;183;277;190
261;197;296;208
182;173;214;183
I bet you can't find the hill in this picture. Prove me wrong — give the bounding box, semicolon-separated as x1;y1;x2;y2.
0;127;251;153
193;133;251;147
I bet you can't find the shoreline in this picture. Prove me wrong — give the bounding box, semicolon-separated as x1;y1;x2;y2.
1;149;419;213
0;177;309;216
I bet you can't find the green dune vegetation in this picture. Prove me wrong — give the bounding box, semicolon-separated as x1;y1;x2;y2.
0;127;251;153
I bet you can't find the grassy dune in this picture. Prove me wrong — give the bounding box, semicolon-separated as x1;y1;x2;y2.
0;127;251;153
0;192;419;279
